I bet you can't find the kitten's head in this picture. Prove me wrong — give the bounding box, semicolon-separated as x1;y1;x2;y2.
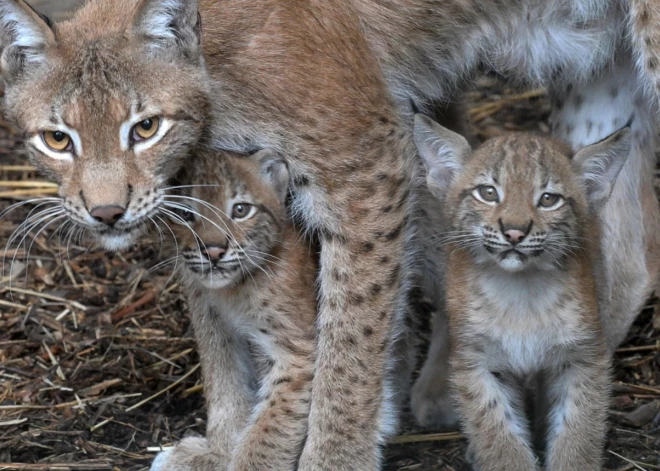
0;0;210;250
166;150;290;290
414;114;630;272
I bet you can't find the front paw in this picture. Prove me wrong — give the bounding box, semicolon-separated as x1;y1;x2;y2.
151;447;174;471
149;437;227;471
410;380;459;430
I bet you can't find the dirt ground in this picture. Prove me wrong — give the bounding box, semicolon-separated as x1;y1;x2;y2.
1;3;659;471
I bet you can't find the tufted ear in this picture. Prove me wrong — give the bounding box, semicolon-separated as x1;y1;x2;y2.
413;114;472;200
0;0;55;83
249;150;290;203
572;126;631;210
131;0;202;60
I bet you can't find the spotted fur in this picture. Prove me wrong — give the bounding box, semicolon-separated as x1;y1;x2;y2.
2;0;660;468
156;150;317;471
415;115;628;471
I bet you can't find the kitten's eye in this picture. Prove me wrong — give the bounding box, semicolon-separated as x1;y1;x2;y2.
232;203;254;220
132;117;160;141
539;193;563;209
167;204;196;224
42;131;72;152
476;185;499;203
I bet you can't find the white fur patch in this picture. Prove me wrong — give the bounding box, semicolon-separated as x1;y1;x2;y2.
0;1;47;52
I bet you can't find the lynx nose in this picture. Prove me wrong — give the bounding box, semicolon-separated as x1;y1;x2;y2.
204;246;226;262
503;229;526;245
90;205;126;226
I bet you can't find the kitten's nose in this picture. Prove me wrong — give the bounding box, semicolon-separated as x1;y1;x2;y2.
503;229;526;245
204;246;226;262
90;205;125;226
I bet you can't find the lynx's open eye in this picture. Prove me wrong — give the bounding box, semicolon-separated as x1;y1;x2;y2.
231;203;255;220
474;185;500;204
166;204;196;224
42;131;72;152
132;117;160;141
538;193;564;210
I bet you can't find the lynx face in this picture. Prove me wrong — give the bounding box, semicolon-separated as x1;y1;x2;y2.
166;150;289;290
0;0;210;250
414;114;631;272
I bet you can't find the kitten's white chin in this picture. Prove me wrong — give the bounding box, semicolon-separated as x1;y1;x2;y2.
199;275;236;290
99;232;138;252
497;253;526;272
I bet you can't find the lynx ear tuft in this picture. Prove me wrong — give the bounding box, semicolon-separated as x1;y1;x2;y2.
413;114;472;200
0;0;55;82
572;126;631;209
249;150;290;202
131;0;202;60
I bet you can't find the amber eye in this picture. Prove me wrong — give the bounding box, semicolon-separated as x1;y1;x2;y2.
132;117;160;141
42;131;72;152
539;193;562;208
477;185;499;203
232;203;253;220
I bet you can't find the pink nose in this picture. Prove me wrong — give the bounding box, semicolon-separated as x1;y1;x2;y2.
205;246;226;261
90;205;125;226
504;229;526;245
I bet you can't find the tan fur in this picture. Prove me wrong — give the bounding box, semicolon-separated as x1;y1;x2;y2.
414;116;626;470
154;150;317;471
1;3;413;467
2;0;660;468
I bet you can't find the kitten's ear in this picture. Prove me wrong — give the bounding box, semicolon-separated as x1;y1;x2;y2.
413;114;471;200
573;127;631;208
131;0;202;60
250;150;290;202
0;0;55;83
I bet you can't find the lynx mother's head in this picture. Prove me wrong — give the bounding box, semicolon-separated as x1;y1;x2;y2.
0;0;210;250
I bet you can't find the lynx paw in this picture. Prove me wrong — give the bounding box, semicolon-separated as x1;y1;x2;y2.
150;448;174;471
410;380;459;430
149;437;226;471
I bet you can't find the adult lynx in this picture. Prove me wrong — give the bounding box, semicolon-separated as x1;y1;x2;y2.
1;0;659;468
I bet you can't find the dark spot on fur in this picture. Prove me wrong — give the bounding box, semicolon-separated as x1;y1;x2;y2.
381;204;393;213
363;326;374;337
294;175;309;186
379;256;390;264
362;242;374;253
370;284;382;297
384;224;403;241
349;292;365;305
573;94;584;108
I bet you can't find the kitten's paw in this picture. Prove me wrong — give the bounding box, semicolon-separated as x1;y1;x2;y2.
149;437;226;471
150;447;174;471
410;381;459;430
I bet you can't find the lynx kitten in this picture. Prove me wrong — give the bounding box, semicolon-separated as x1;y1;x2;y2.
152;150;317;471
414;115;630;471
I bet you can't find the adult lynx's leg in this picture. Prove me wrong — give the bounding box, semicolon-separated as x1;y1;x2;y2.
549;55;660;352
